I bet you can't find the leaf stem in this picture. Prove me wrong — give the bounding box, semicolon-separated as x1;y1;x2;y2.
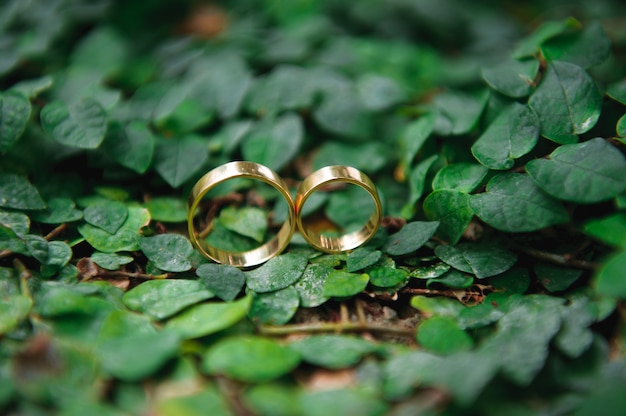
44;223;68;241
258;321;415;337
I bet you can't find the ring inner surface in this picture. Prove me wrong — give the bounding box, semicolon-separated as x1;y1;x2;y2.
297;178;381;253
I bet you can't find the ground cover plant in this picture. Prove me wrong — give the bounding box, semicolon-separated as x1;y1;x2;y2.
2;0;626;414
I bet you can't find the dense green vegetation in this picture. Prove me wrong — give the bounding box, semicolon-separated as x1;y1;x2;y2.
2;0;626;414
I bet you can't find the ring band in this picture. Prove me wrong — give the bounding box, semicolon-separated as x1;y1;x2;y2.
187;161;295;268
295;166;382;253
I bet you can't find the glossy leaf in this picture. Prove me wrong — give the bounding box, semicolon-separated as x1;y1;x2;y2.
346;247;382;272
426;269;474;289
526;138;626;203
102;121;155;174
417;316;474;355
219;206;267;242
431;163;487;193
40;98;107;148
398;113;436;173
91;252;133;270
241;113;303;172
323;270;369;298
470;173;568;232
143;196;187;223
203;335;301;383
196;263;246;302
383;221;439;256
123;279;213;320
288;335;377;369
471;103;540;170
165;295;252;339
513;18;580;58
434;242;517;279
78;206;151;253
153;135;208;188
542;21;612;69
594;250;626;299
481;58;539;98
528;61;602;144
0;295;32;335
368;265;408;288
0;173;45;210
83;200;128;234
249;286;300;325
423;190;473;245
584;212;626;248
410;295;465;317
0;210;29;238
30;197;83;224
432;90;489;136
535;262;584;293
139;234;193;272
293;263;332;308
313;141;388;173
245;253;308;293
0;90;31;152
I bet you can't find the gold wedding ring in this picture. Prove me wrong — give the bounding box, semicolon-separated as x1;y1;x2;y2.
295;166;382;253
187;161;295;268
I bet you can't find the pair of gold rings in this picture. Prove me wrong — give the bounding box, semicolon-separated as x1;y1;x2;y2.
187;161;382;268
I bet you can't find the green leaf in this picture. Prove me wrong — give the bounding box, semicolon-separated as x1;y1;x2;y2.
9;75;53;99
470;173;568;232
513;18;580;58
481;58;539;98
423;190;473;245
143;196;187;223
313;75;372;140
594;250;626;300
78;206;150;253
431;163;487;193
409;262;450;280
241;113;303;172
323;270;369;298
356;74;405;111
139;234;193;272
96;312;180;381
196;263;246;302
398;113;436;173
246;65;315;114
471;103;540;170
457;297;505;329
426;269;474;289
404;155;439;209
326;184;378;229
526;138;626;203
155;388;231;416
0;210;29;238
617;114;626;139
102;121;155;174
584;212;626;248
0;295;32;335
434;242;517;279
432;89;489;136
83;200;128;234
555;297;595;358
293;263;332;308
289;335;377;369
368;265;408;288
153;135;208;188
481;295;563;385
300;389;388;416
0;173;45;210
243;384;301;416
30;197;83;224
541;21;612;69
528;61;602;144
165;295;252;339
202;335;301;383
607;79;626;105
346;247;382;272
417;316;474;355
0;90;31;152
383;221;439;256
488;268;531;294
40;98;108;148
123;279;213;320
249;286;300;325
312;141;388;174
218;206;267;242
535;262;583;293
91;252;133;270
245;253;308;293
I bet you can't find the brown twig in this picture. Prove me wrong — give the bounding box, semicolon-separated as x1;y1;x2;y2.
509;242;599;271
